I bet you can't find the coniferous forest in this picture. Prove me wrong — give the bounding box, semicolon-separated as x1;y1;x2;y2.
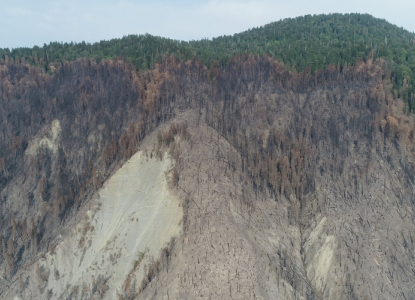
1;13;415;110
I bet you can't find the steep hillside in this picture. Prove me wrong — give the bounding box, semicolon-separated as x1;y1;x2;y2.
1;53;415;299
4;134;182;299
135;57;415;299
0;59;168;285
1;14;415;300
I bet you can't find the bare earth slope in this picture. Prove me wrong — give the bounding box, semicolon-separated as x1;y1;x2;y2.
4;140;182;299
138;113;307;299
138;107;415;299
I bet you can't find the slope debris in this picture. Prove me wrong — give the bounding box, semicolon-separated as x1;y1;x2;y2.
4;148;182;299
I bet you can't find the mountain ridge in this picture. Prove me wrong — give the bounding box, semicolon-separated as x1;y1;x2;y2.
1;13;415;111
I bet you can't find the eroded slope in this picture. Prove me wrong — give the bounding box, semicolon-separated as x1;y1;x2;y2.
2;56;415;300
136;58;415;299
5;146;182;299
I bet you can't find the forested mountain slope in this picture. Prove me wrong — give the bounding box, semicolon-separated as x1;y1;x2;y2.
0;13;415;300
1;14;415;110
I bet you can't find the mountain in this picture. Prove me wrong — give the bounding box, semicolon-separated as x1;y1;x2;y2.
2;13;415;110
1;13;415;299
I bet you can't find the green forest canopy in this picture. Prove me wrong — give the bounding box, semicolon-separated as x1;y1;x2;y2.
1;13;415;110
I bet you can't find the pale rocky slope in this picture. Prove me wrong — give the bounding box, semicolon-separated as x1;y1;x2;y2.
4;133;182;299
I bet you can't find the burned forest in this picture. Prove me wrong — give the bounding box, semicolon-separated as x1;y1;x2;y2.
1;13;415;300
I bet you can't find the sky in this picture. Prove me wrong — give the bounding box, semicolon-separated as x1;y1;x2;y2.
1;0;415;49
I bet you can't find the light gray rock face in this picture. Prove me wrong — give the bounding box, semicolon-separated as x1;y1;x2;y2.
4;149;182;300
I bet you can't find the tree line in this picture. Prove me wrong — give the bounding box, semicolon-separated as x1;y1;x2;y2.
1;13;415;110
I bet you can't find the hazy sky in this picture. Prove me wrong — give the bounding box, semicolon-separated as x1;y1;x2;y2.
1;0;415;49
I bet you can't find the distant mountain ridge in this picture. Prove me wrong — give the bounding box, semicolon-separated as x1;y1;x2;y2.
1;13;415;110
